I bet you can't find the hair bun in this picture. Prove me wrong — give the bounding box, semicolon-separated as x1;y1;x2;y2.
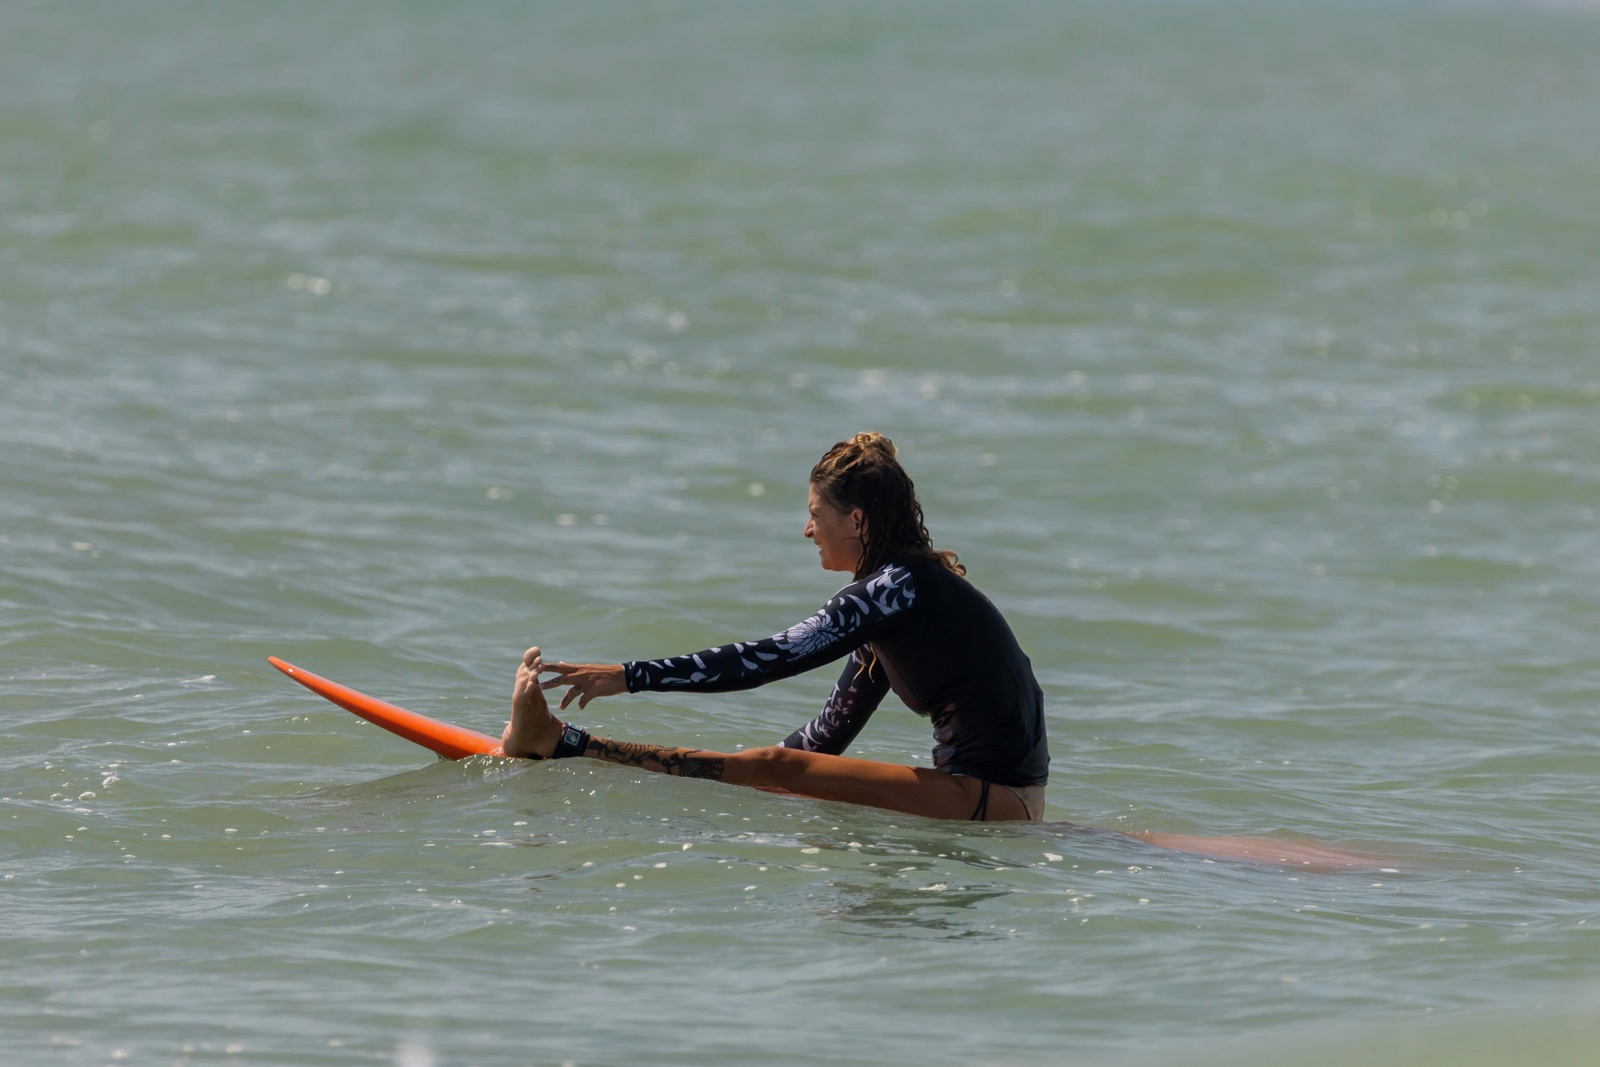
851;431;896;458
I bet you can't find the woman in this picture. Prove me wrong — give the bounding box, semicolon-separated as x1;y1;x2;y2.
501;432;1049;822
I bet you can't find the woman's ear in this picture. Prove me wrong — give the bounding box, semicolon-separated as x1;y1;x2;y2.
851;508;866;535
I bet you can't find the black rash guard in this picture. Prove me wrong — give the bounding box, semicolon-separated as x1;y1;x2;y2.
623;556;1049;788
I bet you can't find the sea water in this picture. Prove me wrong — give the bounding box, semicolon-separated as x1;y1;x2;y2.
3;2;1599;1064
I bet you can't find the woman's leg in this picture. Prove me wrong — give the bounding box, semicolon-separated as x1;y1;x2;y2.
501;647;1038;822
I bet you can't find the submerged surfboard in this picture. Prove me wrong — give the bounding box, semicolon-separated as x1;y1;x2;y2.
268;656;504;760
266;660;1386;868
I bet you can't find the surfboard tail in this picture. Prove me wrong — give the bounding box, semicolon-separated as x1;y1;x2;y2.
268;657;505;760
1132;830;1388;871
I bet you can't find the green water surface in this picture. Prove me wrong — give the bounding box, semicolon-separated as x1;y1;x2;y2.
3;3;1599;1065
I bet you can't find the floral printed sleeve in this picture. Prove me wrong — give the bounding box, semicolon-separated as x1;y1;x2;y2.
623;564;917;694
778;646;891;755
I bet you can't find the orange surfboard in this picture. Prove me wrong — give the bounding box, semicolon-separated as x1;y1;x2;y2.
268;656;504;759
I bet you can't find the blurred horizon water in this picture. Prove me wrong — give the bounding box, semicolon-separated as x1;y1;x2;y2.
3;2;1600;1065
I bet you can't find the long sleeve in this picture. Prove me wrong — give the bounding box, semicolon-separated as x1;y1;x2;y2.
623;563;917;694
779;646;891;755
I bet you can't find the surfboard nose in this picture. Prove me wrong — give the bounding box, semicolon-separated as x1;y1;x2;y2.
266;656;506;760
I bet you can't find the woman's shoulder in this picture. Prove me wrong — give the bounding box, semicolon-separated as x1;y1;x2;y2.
830;559;921;614
878;552;969;587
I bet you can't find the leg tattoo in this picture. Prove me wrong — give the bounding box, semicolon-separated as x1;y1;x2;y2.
583;736;727;781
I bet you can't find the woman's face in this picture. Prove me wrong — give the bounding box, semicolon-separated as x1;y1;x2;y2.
805;483;864;573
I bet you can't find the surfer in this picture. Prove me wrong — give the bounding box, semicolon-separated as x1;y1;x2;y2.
501;432;1050;822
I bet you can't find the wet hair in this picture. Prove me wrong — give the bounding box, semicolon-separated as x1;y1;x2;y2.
810;432;965;580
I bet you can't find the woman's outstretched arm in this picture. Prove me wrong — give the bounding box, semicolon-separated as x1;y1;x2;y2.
779;646;890;755
536;565;914;709
544;643;890;752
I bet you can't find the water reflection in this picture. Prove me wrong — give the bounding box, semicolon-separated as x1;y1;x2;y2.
821;872;1015;940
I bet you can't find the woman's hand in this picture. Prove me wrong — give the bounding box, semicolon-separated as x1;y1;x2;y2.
539;660;627;710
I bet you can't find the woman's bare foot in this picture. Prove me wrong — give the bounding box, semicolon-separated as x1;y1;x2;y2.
501;646;564;759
